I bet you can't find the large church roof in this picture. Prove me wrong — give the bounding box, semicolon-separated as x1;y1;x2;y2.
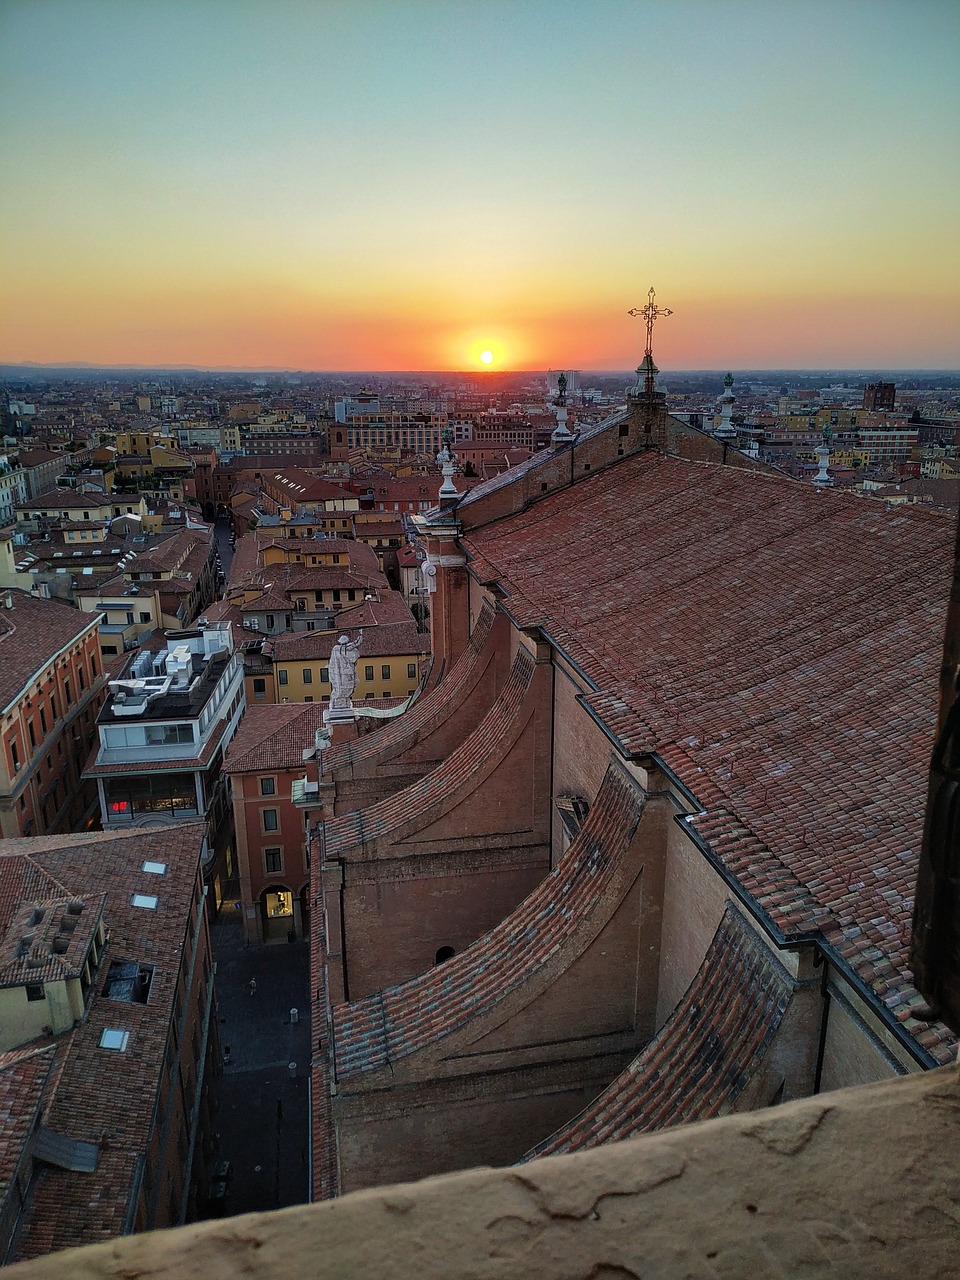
463;450;955;1062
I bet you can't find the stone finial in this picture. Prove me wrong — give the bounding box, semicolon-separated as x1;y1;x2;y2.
812;439;833;486
714;372;737;440
551;371;574;446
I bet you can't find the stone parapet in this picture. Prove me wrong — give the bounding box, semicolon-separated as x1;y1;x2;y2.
8;1066;959;1280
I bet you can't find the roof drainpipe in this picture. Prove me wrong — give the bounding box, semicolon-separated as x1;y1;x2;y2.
812;951;831;1094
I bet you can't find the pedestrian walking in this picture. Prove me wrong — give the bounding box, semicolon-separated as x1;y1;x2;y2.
248;978;257;996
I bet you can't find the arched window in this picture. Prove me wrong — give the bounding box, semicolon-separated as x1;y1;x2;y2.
435;945;455;964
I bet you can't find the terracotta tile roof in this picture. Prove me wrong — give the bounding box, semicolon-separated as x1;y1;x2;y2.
239;585;296;612
0;824;206;1260
333;592;416;628
125;526;210;573
332;764;643;1076
463;451;956;1064
271;621;428;663
326;598;495;776
227;537;384;596
15;449;62;467
0;1044;56;1198
0;590;99;714
18;487;111;511
522;904;794;1159
224;702;328;774
323;645;536;859
0;892;106;987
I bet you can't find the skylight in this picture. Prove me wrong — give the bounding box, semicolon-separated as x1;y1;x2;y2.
130;893;158;910
141;861;167;875
99;1028;130;1051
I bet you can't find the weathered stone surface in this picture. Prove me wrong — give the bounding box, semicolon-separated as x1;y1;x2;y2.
7;1067;959;1280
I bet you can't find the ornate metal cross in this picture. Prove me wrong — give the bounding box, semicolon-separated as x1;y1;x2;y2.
628;287;673;362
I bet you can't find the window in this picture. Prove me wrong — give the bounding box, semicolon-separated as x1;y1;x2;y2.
381;664;391;680
407;663;417;679
332;589;341;602
278;670;288;686
253;677;266;700
10;740;19;773
28;722;35;749
26;983;44;1002
99;1028;130;1051
259;777;276;796
139;611;151;623
64;679;72;706
266;614;275;629
320;667;329;683
302;668;312;684
144;723;194;746
39;708;47;734
141;860;167;874
263;808;278;832
264;848;282;874
364;665;374;681
131;893;158;910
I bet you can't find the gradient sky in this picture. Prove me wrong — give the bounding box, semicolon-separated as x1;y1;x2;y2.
1;0;958;371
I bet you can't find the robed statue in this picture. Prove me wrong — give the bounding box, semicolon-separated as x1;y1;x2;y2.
329;633;362;710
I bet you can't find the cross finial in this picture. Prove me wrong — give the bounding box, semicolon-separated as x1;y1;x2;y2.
628;287;673;395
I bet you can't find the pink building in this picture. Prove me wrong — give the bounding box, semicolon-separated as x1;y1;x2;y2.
224;703;327;942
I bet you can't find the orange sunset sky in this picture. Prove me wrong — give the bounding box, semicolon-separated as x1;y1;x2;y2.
1;1;958;372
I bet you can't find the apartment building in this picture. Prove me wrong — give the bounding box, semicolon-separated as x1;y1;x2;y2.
0;823;217;1260
0;590;106;838
224;702;326;943
83;621;244;857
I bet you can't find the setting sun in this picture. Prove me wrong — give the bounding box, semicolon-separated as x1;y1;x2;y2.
479;349;494;365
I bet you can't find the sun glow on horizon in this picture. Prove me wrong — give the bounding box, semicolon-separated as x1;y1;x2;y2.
0;4;957;370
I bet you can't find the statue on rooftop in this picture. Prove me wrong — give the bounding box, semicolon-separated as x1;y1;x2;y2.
329;632;362;709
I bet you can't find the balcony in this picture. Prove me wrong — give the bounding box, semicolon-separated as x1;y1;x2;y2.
291;777;330;809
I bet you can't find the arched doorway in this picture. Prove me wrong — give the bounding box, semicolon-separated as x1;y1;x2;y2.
259;884;295;944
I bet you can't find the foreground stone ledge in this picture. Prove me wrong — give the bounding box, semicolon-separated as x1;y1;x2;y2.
9;1068;960;1280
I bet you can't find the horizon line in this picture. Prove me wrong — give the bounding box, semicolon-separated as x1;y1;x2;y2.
3;362;959;377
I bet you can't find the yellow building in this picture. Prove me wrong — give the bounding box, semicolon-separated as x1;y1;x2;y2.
271;623;427;703
114;429;176;457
